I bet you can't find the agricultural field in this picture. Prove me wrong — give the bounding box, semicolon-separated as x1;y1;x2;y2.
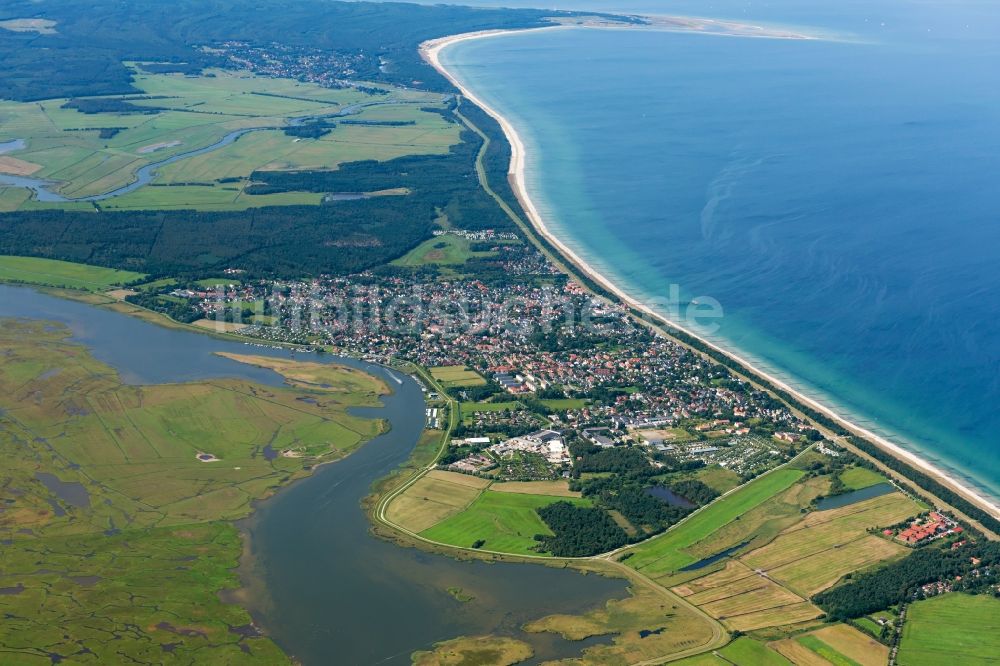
0;319;387;661
0;254;145;290
420;490;591;555
648;470;920;632
739;492;918;596
0;67;458;210
429;364;487;388
385;470;489;533
774;624;888;666
673;561;821;632
714;637;791;665
625;468;806;577
896;593;1000;666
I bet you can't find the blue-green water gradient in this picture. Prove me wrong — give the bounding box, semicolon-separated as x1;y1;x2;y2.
439;1;1000;500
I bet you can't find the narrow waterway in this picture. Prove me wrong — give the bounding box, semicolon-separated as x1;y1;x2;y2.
0;286;627;664
0;129;259;202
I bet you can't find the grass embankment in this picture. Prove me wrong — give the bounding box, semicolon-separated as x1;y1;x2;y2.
0;320;387;661
896;593;1000;665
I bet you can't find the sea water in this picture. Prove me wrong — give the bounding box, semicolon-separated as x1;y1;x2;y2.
438;0;1000;501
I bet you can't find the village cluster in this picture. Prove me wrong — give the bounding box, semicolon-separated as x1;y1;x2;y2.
203;41;370;88
168;242;823;483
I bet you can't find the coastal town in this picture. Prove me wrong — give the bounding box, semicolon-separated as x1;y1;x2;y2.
136;236;819;489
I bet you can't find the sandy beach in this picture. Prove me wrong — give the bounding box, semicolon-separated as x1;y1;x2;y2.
421;29;1000;522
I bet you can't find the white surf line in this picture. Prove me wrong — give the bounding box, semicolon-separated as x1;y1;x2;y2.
422;29;1000;521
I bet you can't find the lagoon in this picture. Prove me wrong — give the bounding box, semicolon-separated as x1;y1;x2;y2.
0;286;627;664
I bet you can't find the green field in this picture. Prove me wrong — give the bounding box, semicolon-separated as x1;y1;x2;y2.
392;233;496;267
897;594;1000;665
0;255;145;290
840;466;888;490
430;365;487;388
420;490;591;555
718;637;791;665
460;400;522;417
0;67;458;211
625;468;805;576
0;321;387;661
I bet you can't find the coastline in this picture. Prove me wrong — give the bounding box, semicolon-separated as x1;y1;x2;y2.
421;29;1000;523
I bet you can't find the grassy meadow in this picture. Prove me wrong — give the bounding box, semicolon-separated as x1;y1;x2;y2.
392;234;495;267
0;67;458;210
0;320;388;661
897;593;1000;665
0;254;145;290
524;581;718;664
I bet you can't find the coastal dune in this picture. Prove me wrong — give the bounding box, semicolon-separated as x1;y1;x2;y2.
421;29;1000;522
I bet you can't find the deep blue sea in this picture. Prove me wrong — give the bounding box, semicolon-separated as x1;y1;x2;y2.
437;0;1000;501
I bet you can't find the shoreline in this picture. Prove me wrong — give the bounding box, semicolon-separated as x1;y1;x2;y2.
421;29;1000;522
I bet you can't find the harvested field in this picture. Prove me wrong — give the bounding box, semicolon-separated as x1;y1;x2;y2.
0;155;42;175
724;602;823;632
385;471;486;533
768;534;906;596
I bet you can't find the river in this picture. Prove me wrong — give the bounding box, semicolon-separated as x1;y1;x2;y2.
0;97;417;203
0;286;627;664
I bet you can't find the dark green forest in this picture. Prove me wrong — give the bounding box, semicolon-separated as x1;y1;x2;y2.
0;0;572;101
814;539;1000;619
536;501;629;557
0;202;432;277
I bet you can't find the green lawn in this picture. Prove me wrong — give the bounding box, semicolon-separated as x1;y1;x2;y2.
420;491;590;556
897;594;1000;665
625;468;805;576
839;466;888;490
0;255;145;290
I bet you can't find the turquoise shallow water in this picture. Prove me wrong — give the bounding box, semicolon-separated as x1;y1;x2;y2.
439;1;1000;501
